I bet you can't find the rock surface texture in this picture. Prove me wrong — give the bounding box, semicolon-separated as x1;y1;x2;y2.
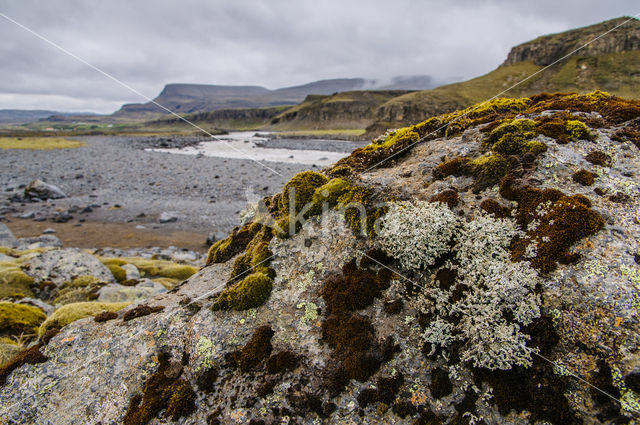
1;92;640;424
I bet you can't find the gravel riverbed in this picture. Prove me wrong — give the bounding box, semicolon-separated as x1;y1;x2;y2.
0;134;365;248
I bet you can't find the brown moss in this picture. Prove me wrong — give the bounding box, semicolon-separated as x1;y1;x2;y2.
430;367;453;399
94;311;119;322
432;157;470;179
608;191;631;204
429;189;459;208
479;198;511;218
196;366;219;393
123;352;196;425
38;328;60;346
506;182;605;274
0;344;47;385
585;150;612;167
611;126;640;150
266;350;298;374
383;299;404;315
122;304;164;322
232;325;274;372
572;169;598;186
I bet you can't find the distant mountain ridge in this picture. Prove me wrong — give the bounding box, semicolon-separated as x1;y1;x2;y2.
0;110;94;124
112;76;435;119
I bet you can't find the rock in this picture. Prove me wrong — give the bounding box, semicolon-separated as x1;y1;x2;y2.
52;212;73;223
625;369;640;393
158;212;178;223
42;228;56;234
0;223;18;247
18;211;35;219
24;180;66;200
15;298;55;316
97;280;166;303
16;235;62;249
25;248;115;286
121;264;140;280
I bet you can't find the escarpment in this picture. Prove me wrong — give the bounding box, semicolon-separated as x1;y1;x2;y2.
1;92;640;424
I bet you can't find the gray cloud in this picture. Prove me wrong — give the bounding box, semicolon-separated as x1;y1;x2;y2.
0;0;637;112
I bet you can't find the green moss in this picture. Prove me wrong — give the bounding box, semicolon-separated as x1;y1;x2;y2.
281;171;329;216
469;154;510;191
0;261;35;298
206;222;262;265
0;340;23;368
372;127;420;149
106;263;127;283
565;120;592;140
535;114;593;144
0;302;46;338
39;301;130;335
525;140;548;154
212;272;273;311
309;177;351;215
230;227;274;280
485;118;546;156
488;118;537;143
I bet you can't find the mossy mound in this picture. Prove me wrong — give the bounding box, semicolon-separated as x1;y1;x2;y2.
39;301;130;336
100;258;197;281
0;261;35;299
53;275;106;305
206;223;262;265
281;171;329;215
212;272;273;311
0;302;46;339
0;338;23;367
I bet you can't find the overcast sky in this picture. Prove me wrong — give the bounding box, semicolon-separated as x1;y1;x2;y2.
0;1;637;113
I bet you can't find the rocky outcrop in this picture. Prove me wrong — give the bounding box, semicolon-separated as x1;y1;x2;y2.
1;92;639;424
502;16;640;67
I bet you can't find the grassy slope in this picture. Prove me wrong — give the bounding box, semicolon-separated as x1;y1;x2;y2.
375;50;640;126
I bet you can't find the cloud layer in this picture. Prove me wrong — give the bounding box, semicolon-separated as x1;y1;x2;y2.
0;0;637;112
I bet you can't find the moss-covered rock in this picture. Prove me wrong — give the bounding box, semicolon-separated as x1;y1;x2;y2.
0;302;46;338
0;261;35;299
212;272;273;311
39;301;130;336
206;223;262;265
100;258;197;281
281;171;329;216
0;338;23;367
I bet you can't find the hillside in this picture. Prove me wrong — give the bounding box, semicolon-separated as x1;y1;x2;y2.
372;17;640;129
112;77;434;121
1;91;640;423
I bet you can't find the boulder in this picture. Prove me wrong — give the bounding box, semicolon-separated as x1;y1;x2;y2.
121;264;140;280
25;249;115;286
24;180;66;200
158;212;178;223
97;279;166;303
16;235;62;250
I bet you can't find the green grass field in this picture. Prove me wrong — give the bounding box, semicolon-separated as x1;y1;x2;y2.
0;137;87;150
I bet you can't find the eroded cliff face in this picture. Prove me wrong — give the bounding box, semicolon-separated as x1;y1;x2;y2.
501;17;640;67
1;92;640;424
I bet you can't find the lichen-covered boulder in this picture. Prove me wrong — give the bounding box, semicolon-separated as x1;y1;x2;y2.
25;249;116;286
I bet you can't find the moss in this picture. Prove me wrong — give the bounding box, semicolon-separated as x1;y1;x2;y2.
101;261;127;283
107;258;197;281
206;223;261;265
153;277;180;290
232;325;274;372
321;258;394;394
212;272;273;311
196;366;219;393
611;126;640;150
429;189;459;208
0;340;23;368
566;120;592;140
525;140;548;154
506;182;605;273
573;169;598;186
280;171;329;216
230;227;274;281
432;157;470;179
469;154;510;191
0;344;47;385
430;367;453;399
266;350;298;374
94;311;119;322
585;150;612;167
123;352;196;425
479;198;511;218
309;177;351;215
122;304;164;322
165;379;196;421
0;260;35;298
0;302;46;338
357;373;404;408
39;301;129;335
486;118;539;155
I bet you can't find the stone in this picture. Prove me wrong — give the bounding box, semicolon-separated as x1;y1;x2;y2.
16;235;62;249
25;248;115;286
121;263;140;280
24;179;66;200
97;280;166;303
0;223;18;247
42;228;56;234
18;211;35;219
158;212;178;223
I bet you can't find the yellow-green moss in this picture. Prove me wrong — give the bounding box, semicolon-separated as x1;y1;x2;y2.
206;223;262;265
281;171;329;215
525;140;548;154
230;227;275;280
565;120;592;140
0;302;46;337
309;178;351;215
0;261;35;299
0;339;23;367
371;127;420;149
212;272;273;311
469;154;510;190
66;275;102;288
39;301;130;336
101;257;197;281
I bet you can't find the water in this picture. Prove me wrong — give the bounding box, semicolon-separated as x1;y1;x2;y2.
149;132;352;166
